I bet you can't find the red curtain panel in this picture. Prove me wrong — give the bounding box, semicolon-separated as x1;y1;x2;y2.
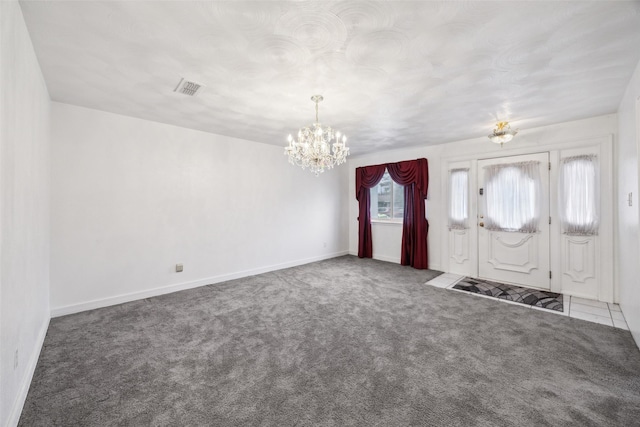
387;159;429;269
355;164;387;258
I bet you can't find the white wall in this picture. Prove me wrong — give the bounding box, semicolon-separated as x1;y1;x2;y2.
617;58;640;345
0;2;51;426
347;115;617;277
50;102;349;315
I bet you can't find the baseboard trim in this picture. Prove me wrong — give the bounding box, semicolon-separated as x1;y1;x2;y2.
51;251;349;318
372;254;401;264
428;263;442;272
7;315;50;427
347;250;401;264
347;251;441;271
620;302;639;350
562;290;612;304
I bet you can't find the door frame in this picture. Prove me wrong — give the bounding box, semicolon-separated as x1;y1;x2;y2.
441;134;614;302
476;152;551;290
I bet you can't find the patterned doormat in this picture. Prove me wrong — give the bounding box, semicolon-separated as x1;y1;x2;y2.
452;277;564;312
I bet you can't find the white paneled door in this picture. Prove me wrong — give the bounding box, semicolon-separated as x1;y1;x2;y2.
478;153;550;289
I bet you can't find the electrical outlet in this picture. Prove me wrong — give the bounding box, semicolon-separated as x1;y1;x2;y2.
176;263;183;273
14;349;18;370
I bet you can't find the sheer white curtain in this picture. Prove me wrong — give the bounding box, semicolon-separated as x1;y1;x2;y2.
483;161;541;233
559;155;599;235
448;168;469;229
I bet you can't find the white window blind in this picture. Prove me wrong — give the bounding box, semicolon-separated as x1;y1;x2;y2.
483;161;541;233
558;155;599;235
448;168;469;229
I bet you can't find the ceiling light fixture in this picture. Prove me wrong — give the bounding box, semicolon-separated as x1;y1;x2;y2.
284;95;349;176
488;121;518;146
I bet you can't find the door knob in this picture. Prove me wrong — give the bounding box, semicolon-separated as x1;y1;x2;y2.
479;222;484;227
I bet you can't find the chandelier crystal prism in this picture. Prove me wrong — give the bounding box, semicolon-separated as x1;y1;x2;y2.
284;95;349;176
488;121;518;146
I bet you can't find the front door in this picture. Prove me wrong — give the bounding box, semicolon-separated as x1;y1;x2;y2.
477;152;550;289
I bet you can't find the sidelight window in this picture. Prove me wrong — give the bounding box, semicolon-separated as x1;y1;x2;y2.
558;155;599;235
448;168;469;229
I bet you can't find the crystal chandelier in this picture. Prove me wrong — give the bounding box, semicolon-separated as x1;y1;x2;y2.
488;121;518;146
284;95;349;176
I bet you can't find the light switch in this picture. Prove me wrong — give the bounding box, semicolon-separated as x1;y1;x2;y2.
629;192;633;207
176;263;183;272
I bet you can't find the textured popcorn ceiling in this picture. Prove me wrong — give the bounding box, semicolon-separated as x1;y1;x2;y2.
20;1;640;155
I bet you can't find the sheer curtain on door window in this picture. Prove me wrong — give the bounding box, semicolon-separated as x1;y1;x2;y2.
483;161;541;233
558;155;599;235
448;168;469;230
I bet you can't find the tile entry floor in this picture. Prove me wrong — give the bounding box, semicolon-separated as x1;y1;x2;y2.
426;274;629;330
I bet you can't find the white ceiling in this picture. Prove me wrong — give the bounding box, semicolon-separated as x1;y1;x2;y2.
20;1;640;155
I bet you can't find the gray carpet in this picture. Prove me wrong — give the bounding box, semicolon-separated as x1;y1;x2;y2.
19;256;640;426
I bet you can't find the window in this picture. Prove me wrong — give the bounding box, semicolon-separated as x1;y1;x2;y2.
559;155;599;235
483;161;541;233
370;170;404;220
448;168;469;229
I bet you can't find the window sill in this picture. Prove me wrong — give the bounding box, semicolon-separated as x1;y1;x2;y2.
371;219;403;225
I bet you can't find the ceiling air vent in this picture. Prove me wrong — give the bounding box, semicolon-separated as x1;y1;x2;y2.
174;78;204;96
